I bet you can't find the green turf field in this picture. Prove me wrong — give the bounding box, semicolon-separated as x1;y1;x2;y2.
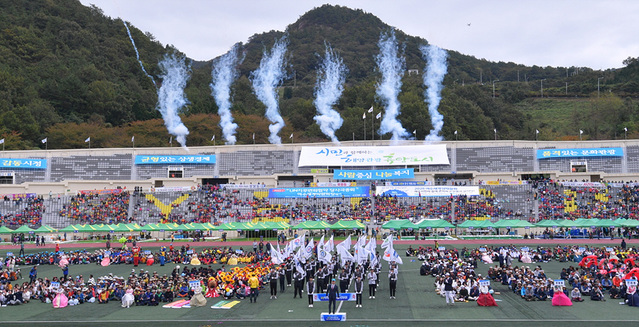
1;243;638;327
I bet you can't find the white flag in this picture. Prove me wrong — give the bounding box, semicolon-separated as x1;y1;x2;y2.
0;139;4;144
85;137;90;143
356;235;367;248
131;136;135;142
413;130;416;135
390;247;403;264
337;244;354;265
365;237;376;255
295;244;306;264
579;130;583;134
454;130;458;135
252;133;255;140
362;113;366;120
324;235;334;253
376;112;381;119
337;234;352;252
169;136;172;143
624;127;628;132
369;251;378;267
290;233;304;250
289;133;293;139
354;243;367;264
535;129;539;134
368;106;374;113
381;235;393;249
493;129;497;133
211;135;215;141
41;138;47;144
270;243;283;264
303;237;314;259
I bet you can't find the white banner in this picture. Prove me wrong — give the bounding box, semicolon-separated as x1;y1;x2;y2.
150;186;193;193
220;184;266;189
375;185;479;197
313;182;355;187
298;145;449;167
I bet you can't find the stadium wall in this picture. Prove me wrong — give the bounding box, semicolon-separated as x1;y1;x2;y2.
0;140;637;195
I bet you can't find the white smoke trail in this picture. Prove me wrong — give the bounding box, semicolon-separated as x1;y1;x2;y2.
157;53;191;149
421;44;448;142
250;36;288;144
123;21;157;89
211;43;244;145
375;29;409;142
314;44;347;144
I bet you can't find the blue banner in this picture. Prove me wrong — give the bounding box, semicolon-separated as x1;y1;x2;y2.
268;187;370;198
390;181;431;186
537;147;623;159
0;158;47;169
313;293;356;301
135;155;215;165
333;168;414;180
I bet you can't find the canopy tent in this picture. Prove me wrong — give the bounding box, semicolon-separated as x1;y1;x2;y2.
414;219;454;229
0;226;14;234
457;220;495;229
534;219;565;228
615;219;639;227
59;224;80;233
10;225;35;234
295;221;332;230
382;220;416;230
593;219;620;227
492;219;534;228
217;222;247;231
329;220;365;230
34;225;58;233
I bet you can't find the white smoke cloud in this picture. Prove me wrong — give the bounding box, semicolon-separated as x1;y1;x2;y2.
313;43;347;144
250;36;288;144
211;43;244;145
157;53;191;149
421;44;448;142
375;29;409;142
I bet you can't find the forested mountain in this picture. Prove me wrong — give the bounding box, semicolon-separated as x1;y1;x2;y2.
1;0;638;149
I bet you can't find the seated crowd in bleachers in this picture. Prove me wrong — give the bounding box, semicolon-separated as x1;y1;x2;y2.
0;197;45;227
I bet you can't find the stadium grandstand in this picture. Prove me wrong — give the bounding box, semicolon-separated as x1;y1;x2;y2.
1;140;638;238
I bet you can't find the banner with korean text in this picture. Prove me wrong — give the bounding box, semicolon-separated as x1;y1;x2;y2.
135;155;215;165
268;186;370;198
0;158;47;169
298;145;449;167
334;168;414;180
375;185;480;197
537;147;623;159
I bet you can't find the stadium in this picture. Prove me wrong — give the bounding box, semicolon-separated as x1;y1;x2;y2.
0;139;637;231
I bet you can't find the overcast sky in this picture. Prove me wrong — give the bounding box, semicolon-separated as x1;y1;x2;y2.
79;0;639;69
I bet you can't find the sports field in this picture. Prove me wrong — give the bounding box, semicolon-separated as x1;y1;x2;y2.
1;239;638;327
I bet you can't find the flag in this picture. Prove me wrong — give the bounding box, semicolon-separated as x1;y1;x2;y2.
365;237;376;255
324;235;334;253
493;129;497;133
413;130;416;135
84;137;90;143
376;112;381;119
362;113;366;119
454;130;458;135
41;138;47;144
290;233;304;250
252;133;255;140
270;243;283;264
303;237;314;259
390;247;403;264
337;244;354;265
295;245;306;264
369;251;378;267
535;129;539;134
368;106;373;113
356;235;367;248
289;133;293;139
211;135;215;141
0;139;4;144
579;130;583;134
131;136;135;142
381;235;393;249
337;234;352;252
169;136;172;143
354;243;367;264
625;127;628;132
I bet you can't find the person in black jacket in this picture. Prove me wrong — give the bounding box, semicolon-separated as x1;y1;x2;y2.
307;276;316;307
326;279;340;314
354;275;364;308
293;269;304;299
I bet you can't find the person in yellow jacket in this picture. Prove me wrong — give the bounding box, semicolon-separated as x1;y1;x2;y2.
248;274;260;303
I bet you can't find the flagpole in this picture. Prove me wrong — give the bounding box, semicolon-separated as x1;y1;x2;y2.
371;112;374;141
363;114;366;140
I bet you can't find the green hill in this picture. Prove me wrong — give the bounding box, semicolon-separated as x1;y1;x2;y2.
0;1;638;149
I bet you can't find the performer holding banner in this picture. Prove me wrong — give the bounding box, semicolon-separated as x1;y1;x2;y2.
132;242;141;267
477;280;498;306
551;280;572;306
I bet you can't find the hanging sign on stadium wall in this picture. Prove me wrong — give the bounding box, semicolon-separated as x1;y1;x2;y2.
375;185;480;197
298;145;449;167
333;168;414;180
268;186;370;198
0;158;47;169
536;147;623;159
134;155;215;165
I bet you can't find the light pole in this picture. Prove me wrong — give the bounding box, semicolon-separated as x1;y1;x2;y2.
492;79;499;98
540;79;546;98
597;77;603;97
